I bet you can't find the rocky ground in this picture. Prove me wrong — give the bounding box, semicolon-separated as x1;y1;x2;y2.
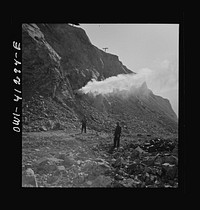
22;128;178;188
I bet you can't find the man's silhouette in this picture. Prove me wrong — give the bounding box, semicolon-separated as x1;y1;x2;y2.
113;122;121;148
81;117;87;133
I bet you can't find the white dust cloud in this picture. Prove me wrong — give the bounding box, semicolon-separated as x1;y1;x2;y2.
79;58;178;116
79;68;152;96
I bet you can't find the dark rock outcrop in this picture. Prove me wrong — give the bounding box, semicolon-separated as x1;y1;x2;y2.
37;23;133;90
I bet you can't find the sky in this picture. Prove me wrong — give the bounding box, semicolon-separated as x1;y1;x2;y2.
80;24;179;116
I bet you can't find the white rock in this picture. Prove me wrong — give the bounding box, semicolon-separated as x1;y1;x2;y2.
26;168;35;176
35;149;40;151
77;160;81;165
135;146;147;154
162;163;175;167
22;168;38;187
57;165;65;171
86;181;92;185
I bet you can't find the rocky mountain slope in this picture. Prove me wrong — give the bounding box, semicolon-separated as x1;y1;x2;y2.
22;23;178;136
22;23;179;188
22;23;132;99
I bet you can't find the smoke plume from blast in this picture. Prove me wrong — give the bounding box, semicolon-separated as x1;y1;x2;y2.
79;58;178;116
79;68;152;96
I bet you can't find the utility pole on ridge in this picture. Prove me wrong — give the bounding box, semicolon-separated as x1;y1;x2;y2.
103;47;108;52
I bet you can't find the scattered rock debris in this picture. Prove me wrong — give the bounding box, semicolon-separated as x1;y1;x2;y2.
22;130;178;188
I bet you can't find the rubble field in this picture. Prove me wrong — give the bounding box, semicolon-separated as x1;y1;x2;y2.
22;129;178;188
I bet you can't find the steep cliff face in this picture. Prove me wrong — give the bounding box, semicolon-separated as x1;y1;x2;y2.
22;24;73;100
22;23;177;135
22;23;133;97
37;24;133;90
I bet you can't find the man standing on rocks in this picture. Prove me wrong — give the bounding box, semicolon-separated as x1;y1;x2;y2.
81;117;87;133
113;122;121;148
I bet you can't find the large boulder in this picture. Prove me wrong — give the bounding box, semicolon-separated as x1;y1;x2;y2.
163;155;178;165
141;156;155;166
53;122;62;130
95;158;110;170
130;149;140;159
56;154;74;168
40;125;47;131
162;163;178;180
22;168;38;187
154;156;165;165
172;146;178;157
112;151;121;159
112;157;124;168
126;162;142;175
119;178;136;187
135;146;147;154
47;174;59;184
110;180;125;188
33;157;63;175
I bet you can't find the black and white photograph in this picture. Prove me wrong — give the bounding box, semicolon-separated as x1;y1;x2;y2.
20;23;181;188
